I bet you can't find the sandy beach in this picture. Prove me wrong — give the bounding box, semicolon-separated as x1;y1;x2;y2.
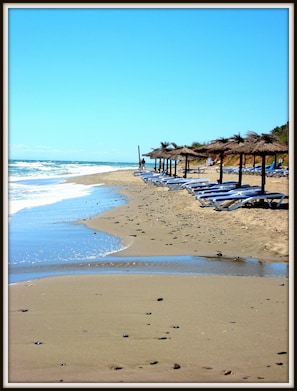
73;166;289;262
7;167;291;386
8;274;289;384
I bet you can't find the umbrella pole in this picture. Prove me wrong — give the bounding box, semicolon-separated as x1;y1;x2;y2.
184;155;188;178
238;153;243;187
174;160;177;177
261;154;266;193
219;152;223;184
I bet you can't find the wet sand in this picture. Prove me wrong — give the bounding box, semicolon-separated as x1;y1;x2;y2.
8;274;289;384
7;167;291;385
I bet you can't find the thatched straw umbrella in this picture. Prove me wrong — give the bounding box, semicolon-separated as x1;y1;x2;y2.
167;146;201;178
230;132;288;193
196;137;230;183
142;148;163;171
143;144;174;174
249;133;288;193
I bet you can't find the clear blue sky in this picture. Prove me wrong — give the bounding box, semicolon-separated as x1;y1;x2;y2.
7;5;290;162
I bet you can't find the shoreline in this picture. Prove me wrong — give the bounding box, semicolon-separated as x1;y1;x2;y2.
70;168;289;263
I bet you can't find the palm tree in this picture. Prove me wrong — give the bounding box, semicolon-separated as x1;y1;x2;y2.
160;141;170;149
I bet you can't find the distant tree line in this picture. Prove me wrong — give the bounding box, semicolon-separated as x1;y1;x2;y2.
271;121;289;144
191;121;289;149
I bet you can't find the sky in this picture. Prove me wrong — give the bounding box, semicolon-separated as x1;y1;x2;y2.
6;4;291;163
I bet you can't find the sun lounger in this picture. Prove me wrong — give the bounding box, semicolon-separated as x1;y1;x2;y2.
266;168;289;178
166;177;211;190
137;171;161;180
195;186;262;207
187;181;240;195
148;176;198;187
184;180;240;194
181;167;207;175
149;174;181;186
136;169;159;176
188;180;238;189
195;183;253;196
244;165;262;175
209;192;286;211
144;171;172;184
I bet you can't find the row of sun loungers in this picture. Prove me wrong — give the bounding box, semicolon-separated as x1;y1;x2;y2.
217;163;289;178
140;171;211;189
137;170;286;211
180;167;207;175
178;180;285;210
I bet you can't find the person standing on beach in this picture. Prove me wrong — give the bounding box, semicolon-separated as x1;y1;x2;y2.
139;159;145;170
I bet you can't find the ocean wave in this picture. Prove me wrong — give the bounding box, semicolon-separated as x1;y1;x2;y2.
8;160;139;215
8;180;101;215
8;160;139;181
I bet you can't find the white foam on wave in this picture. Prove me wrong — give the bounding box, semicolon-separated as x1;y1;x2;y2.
9;163;136;182
8;181;102;215
8;160;138;216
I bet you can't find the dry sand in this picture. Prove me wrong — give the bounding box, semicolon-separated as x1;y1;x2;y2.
73;166;289;262
7;167;291;386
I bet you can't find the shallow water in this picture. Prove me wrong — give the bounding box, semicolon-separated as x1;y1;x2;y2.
8;255;288;284
8;183;128;283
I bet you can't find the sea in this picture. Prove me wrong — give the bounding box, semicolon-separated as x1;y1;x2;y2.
6;160;288;284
